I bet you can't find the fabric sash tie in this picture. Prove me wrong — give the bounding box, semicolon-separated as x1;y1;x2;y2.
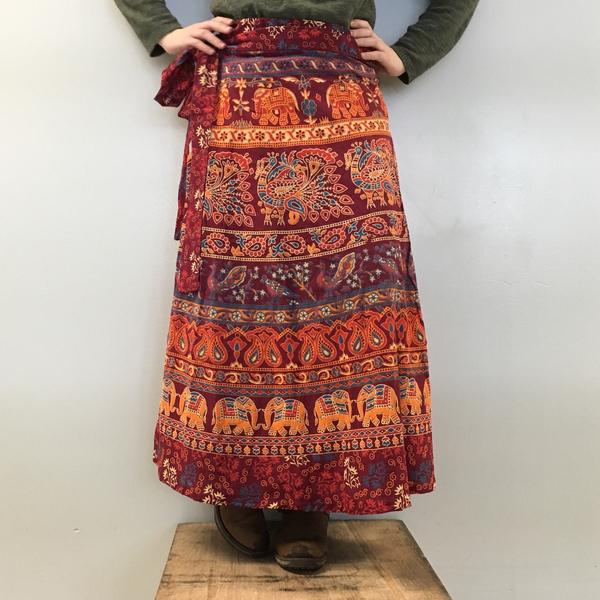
154;47;220;293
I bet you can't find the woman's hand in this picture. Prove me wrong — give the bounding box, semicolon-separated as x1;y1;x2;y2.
159;17;235;55
349;19;406;77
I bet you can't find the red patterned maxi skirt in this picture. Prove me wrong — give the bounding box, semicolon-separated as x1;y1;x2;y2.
152;17;436;515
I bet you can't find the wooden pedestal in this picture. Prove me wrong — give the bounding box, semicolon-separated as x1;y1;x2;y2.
156;519;451;599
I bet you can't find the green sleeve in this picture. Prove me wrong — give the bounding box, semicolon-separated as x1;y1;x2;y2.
390;0;479;84
114;0;182;57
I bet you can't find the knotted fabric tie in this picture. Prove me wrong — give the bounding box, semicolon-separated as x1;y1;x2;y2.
154;48;220;294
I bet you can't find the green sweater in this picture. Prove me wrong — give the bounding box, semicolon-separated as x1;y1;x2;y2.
114;0;479;84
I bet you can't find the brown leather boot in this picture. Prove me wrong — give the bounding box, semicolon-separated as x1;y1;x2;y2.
273;509;329;572
213;505;270;557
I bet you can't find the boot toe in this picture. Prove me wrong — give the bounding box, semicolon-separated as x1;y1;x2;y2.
276;539;326;559
273;510;329;571
214;505;270;557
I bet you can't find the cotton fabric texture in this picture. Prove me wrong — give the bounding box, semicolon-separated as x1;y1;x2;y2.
113;0;480;84
152;17;435;514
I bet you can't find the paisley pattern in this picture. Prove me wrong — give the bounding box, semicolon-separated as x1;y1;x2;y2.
153;18;435;515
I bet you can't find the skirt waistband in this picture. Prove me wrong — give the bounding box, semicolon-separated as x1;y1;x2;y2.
155;18;364;117
218;17;361;58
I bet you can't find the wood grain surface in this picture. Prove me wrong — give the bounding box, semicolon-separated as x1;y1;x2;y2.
156;519;451;599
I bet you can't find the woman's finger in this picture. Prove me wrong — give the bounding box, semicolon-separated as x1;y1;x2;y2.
350;19;372;29
191;28;226;49
213;16;234;24
192;20;233;35
360;50;386;62
350;27;375;39
189;37;217;55
354;35;385;50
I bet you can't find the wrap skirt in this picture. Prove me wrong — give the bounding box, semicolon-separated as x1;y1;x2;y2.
152;17;436;514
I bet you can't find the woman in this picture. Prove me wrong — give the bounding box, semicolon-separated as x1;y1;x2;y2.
115;0;478;573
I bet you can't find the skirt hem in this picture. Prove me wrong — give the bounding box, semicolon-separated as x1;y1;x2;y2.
152;427;436;516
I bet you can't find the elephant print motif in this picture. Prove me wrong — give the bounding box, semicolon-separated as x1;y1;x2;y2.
202;382;426;435
398;376;423;416
423;377;431;414
214;82;232;125
264;397;309;436
314;390;352;433
212;396;259;435
252;86;300;126
344;138;402;208
159;377;180;416
356;383;401;427
326;78;368;119
179;387;208;430
254;148;354;226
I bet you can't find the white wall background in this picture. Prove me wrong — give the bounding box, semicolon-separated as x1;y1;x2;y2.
1;1;598;598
